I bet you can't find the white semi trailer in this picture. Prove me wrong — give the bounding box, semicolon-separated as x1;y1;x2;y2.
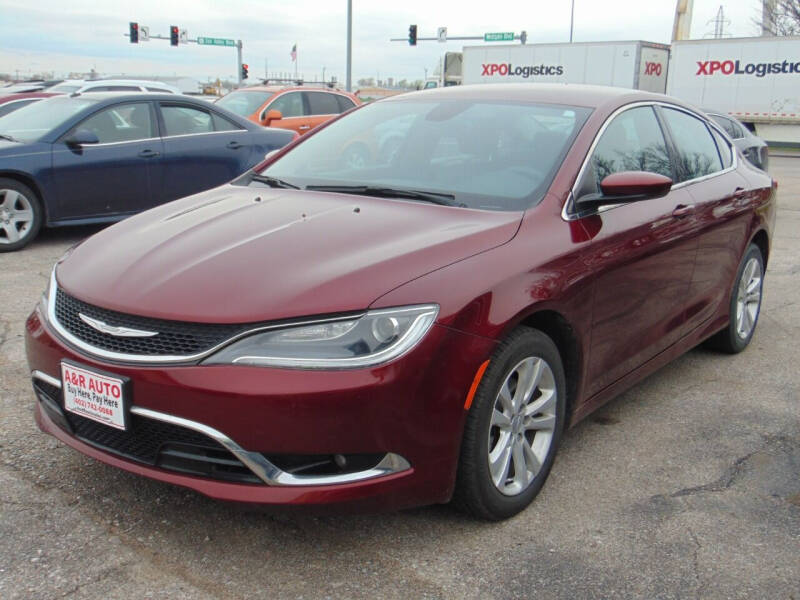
667;36;800;145
461;40;670;92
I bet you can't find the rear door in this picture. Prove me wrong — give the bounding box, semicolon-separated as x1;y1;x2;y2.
51;101;161;219
261;91;308;135
578;105;699;397
658;106;753;332
156;101;253;203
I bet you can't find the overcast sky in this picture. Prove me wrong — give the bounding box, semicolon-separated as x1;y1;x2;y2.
0;0;764;83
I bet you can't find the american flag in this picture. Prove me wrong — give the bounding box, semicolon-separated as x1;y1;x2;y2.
290;44;297;62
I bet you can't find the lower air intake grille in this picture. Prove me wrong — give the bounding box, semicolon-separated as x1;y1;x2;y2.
33;378;261;484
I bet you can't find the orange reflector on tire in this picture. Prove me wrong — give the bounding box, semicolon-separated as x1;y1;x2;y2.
464;360;490;410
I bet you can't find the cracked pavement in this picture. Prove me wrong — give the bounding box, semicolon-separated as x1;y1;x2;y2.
1;158;798;599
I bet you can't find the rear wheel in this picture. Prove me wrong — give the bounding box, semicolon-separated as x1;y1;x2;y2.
0;178;42;252
706;243;764;353
453;327;566;520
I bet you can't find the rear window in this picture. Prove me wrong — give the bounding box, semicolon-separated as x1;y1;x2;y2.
216;91;274;117
0;99;40;118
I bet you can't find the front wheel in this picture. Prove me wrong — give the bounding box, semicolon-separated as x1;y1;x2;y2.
453;327;566;520
0;179;43;252
706;243;764;353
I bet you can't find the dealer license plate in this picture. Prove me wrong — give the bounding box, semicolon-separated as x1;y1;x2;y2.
60;361;129;430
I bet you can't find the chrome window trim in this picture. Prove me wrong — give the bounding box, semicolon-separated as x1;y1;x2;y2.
31;370;411;486
69;136;161;148
44;269;364;364
161;130;246;140
563;101;738;222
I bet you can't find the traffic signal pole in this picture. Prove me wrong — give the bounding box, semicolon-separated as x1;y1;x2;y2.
125;25;245;86
237;40;243;85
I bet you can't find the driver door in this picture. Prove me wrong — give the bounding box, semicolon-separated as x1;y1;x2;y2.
578;105;700;397
51;101;162;220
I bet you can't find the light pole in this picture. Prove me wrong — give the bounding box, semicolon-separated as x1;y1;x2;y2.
569;0;575;42
346;0;352;91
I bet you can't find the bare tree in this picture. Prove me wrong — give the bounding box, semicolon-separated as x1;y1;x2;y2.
759;0;800;35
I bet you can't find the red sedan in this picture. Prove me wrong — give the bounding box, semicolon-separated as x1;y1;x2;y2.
25;84;775;520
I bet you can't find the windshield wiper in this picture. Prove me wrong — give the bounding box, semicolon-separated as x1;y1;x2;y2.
0;133;20;143
250;174;300;189
305;185;458;207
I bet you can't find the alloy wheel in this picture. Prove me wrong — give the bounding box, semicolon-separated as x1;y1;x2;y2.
488;356;558;496
735;256;762;340
0;189;35;245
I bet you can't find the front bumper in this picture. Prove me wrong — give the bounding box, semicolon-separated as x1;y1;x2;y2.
25;305;495;510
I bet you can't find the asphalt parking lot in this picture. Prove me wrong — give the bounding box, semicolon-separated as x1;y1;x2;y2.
1;158;798;600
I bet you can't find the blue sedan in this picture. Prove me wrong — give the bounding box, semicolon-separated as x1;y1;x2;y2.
0;93;297;251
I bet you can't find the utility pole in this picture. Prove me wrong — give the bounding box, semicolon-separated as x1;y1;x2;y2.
346;0;353;91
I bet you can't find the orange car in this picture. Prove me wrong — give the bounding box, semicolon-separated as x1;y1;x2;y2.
215;85;361;135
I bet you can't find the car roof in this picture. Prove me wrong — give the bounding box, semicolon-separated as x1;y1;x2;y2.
234;85;353;95
386;83;678;110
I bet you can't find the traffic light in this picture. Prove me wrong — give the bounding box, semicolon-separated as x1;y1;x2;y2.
408;24;417;46
170;25;179;46
241;64;249;80
129;22;138;44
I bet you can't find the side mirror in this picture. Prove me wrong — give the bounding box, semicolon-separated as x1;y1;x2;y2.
65;129;99;147
578;171;672;209
262;109;283;125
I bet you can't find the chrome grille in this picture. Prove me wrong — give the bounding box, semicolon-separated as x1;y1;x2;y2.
54;288;250;358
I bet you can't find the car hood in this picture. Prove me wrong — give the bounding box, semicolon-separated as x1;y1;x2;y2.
0;140;45;157
58;185;522;323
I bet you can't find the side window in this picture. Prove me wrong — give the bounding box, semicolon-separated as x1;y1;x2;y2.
710;115;737;139
211;112;244;132
729;119;745;139
266;92;304;118
85;86;140;93
580;106;672;197
711;128;733;169
306;92;341;115
161;104;214;136
661;108;723;182
146;87;174;93
335;95;355;112
69;102;154;143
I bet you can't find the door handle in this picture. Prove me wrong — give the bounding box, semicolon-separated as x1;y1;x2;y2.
226;141;243;149
671;204;694;219
298;125;311;130
733;187;748;199
138;149;160;158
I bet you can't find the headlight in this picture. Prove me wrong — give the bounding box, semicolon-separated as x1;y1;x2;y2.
203;304;439;369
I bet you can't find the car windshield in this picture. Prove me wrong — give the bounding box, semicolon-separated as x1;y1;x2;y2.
48;83;82;93
216;90;274;117
257;98;591;211
0;96;97;142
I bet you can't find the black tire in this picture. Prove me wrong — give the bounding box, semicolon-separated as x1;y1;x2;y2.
0;178;43;252
453;327;567;521
705;243;764;354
